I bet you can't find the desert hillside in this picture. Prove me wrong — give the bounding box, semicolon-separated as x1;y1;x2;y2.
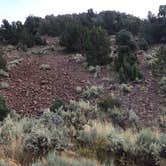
0;6;165;166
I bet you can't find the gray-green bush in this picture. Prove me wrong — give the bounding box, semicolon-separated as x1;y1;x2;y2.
135;129;161;166
32;153;96;166
0;95;10;121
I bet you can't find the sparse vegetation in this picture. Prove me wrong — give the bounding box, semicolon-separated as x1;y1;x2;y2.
0;4;165;166
98;94;121;111
32;153;96;166
84;27;112;66
82;85;103;99
0;95;10;121
0;54;7;70
152;46;166;75
159;77;166;94
115;30;142;82
60;25;111;66
137;38;149;51
50;98;65;111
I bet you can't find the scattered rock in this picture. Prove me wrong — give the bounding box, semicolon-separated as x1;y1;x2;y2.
40;108;50;112
76;86;82;94
40;80;49;85
5;45;15;52
39;50;47;56
39;64;51;70
102;77;114;84
0;69;9;77
7;58;23;70
88;66;96;73
32;49;48;56
42;45;56;52
120;84;133;93
72;53;84;63
0;82;9;89
31;50;40;55
88;65;101;74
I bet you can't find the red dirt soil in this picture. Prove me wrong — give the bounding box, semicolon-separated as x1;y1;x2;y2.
0;54;93;116
0;39;163;127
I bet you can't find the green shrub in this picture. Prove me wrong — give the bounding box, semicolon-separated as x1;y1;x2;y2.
32;152;96;166
137;38;149;51
153;46;166;74
136;143;161;166
136;129;161;166
60;24;111;66
59;22;87;52
115;30;142;82
107;129;127;154
20;30;35;48
84;27;112;66
159;77;166;94
0;95;10;121
63;109;87;130
0;160;9;166
107;107;126;127
34;34;47;46
22;118;35;134
16;42;28;52
115;46;142;82
116;29;137;51
22;110;69;157
40;110;64;127
47;103;88;131
98;95;121;111
38;110;69;150
136;129;159;148
159;107;166;129
50;98;65;111
32;163;42;166
77;125;109;161
128;110;140;129
159;134;166;158
23;129;51;156
49;128;68;151
0;115;24;145
107;129;136;166
82;85;103;99
77;127;98;146
0;55;7;70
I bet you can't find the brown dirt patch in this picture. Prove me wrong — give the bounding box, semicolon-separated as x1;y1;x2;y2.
0;53;93;116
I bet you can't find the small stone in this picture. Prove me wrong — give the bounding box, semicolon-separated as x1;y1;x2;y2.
0;82;9;89
76;86;82;94
6;45;15;51
120;84;132;93
40;80;49;85
10;59;22;65
7;59;23;70
88;66;96;73
39;64;51;70
0;69;9;77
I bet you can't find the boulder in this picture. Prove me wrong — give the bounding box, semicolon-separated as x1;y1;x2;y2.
0;69;9;77
76;86;82;94
0;82;9;89
39;64;51;70
7;58;23;70
6;45;15;51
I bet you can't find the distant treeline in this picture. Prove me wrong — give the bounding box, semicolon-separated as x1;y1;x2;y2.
0;6;166;47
